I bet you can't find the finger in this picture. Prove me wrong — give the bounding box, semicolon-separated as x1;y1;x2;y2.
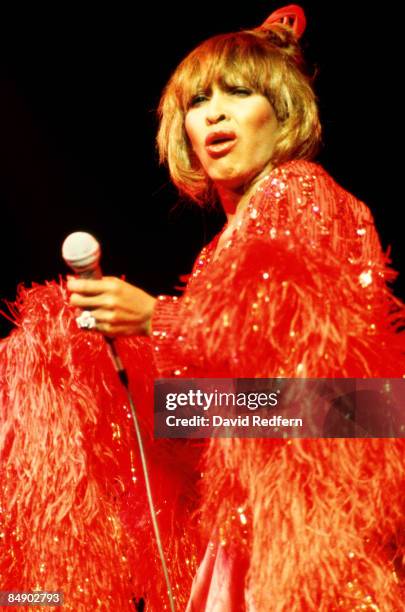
90;309;147;326
90;308;118;323
70;293;114;309
74;307;133;326
95;322;136;337
67;278;117;294
91;307;148;324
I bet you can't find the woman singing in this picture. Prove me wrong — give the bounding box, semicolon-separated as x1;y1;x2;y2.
1;4;404;610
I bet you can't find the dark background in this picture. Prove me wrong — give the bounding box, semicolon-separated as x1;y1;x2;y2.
0;2;401;337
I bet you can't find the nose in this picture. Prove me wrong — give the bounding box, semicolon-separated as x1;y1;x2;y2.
206;112;226;125
205;92;228;125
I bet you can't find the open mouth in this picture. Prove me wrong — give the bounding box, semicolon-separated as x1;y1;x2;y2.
210;136;233;145
205;132;237;156
205;131;236;146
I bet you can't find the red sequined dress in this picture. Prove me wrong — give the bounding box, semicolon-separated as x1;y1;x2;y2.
1;160;404;611
150;160;405;610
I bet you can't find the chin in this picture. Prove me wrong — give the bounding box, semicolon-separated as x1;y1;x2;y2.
216;174;254;192
210;168;245;186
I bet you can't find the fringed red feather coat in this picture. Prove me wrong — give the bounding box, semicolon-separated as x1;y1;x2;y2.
1;160;405;610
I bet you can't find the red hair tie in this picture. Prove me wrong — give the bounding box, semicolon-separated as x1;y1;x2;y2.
260;4;307;39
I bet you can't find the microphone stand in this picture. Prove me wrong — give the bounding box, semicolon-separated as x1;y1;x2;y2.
62;232;175;610
104;336;176;612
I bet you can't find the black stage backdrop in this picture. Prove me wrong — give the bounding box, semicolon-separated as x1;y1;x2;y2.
0;3;402;338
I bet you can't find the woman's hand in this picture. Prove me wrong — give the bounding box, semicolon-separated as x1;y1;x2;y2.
67;276;156;337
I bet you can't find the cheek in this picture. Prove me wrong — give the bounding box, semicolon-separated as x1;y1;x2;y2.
248;100;278;133
256;108;277;131
184;117;205;169
184;116;201;152
255;116;279;150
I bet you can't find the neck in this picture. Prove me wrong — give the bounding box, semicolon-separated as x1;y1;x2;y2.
216;164;274;226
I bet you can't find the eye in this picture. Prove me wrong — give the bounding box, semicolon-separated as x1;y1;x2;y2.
188;92;209;108
230;86;253;96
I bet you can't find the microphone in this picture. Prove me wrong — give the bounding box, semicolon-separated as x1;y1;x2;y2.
62;231;102;279
62;229;129;382
62;231;102;331
62;230;129;379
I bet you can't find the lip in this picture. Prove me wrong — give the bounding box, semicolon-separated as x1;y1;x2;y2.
205;130;236;146
205;131;237;158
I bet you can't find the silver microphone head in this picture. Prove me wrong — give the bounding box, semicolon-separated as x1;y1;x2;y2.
62;231;101;276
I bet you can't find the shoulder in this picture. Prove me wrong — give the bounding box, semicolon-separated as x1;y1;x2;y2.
254;160;335;210
267;160;373;222
273;159;327;179
250;161;380;258
270;159;343;193
252;160;335;219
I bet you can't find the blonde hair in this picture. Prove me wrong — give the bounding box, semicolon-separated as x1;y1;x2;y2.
157;25;321;203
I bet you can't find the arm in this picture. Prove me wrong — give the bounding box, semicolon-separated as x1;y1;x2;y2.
159;164;404;377
195;167;405;609
67;164;404;377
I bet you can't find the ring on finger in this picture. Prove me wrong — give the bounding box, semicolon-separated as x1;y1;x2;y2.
76;310;97;330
